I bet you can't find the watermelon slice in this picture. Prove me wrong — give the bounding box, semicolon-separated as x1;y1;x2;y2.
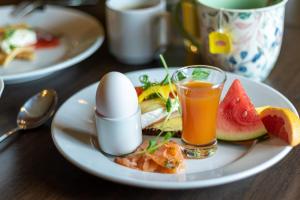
217;79;267;141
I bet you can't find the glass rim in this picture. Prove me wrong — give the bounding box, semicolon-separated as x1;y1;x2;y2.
171;65;227;90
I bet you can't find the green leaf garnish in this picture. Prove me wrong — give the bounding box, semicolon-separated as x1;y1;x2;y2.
166;97;172;112
160;74;169;85
163;132;173;141
159;55;177;99
139;74;153;89
177;71;186;81
4;29;15;40
135;55;178;155
146;139;157;154
145;132;174;154
9;44;16;51
192;68;210;80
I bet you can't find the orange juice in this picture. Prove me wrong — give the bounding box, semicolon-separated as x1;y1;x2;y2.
177;81;222;145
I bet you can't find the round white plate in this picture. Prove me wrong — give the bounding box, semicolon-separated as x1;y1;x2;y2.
51;68;295;189
0;77;4;97
0;6;104;84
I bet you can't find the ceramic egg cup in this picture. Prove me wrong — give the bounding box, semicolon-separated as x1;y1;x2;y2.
95;108;142;156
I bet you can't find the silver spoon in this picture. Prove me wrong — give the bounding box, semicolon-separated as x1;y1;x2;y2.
0;89;58;143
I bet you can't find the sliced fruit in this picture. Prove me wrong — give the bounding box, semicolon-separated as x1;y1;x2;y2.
138;84;176;103
258;106;300;146
217;79;267;141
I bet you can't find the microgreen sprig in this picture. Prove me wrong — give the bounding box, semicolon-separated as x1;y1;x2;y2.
159;55;177;99
145;132;174;154
135;55;182;155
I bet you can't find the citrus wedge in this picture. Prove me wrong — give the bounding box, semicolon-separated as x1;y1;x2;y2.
257;106;300;146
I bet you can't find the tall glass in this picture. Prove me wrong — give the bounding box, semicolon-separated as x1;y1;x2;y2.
172;66;226;159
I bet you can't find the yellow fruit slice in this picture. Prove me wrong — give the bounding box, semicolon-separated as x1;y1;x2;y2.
138;84;176;103
257;106;300;146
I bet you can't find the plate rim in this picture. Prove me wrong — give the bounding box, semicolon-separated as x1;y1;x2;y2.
0;5;105;83
51;68;295;189
0;77;4;97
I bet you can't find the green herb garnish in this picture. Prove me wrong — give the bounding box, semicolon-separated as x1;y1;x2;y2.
4;29;15;40
145;132;174;154
146;139;157;154
162;131;173;141
177;71;186;81
160;74;169;85
159;55;177;99
9;44;16;51
135;55;181;155
165;97;172;112
139;74;153;89
192;68;210;80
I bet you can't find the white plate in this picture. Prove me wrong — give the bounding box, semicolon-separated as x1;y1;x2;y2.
0;77;4;97
0;6;104;84
51;68;296;189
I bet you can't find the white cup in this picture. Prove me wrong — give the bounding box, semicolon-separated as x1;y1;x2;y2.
106;0;168;65
174;0;288;81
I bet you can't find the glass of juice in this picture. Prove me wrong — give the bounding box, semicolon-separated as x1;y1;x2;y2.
172;65;226;159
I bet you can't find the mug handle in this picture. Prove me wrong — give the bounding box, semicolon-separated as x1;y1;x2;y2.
152;12;170;57
173;0;202;49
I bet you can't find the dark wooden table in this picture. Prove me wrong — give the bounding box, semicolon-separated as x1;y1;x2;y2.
1;1;300;199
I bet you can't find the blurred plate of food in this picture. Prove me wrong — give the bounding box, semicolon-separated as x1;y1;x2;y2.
0;5;104;84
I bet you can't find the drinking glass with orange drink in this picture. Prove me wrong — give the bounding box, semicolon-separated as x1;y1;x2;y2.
172;66;226;159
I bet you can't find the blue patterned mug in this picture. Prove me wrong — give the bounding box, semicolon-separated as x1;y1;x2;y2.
175;0;288;81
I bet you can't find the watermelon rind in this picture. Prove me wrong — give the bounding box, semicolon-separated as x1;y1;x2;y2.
217;128;267;141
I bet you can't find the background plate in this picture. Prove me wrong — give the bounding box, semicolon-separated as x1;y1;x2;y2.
0;77;3;97
0;5;104;84
51;68;295;189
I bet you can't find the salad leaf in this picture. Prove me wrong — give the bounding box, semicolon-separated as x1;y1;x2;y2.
4;29;15;40
160;74;169;85
145;132;174;154
9;44;16;51
139;74;153;89
166;97;172;112
192;68;210;80
163;132;173;141
177;71;186;81
146;139;157;154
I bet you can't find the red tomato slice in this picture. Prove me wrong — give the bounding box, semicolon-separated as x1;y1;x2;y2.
135;87;144;96
35;37;60;48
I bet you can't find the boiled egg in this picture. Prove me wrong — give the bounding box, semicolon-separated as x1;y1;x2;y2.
96;72;138;119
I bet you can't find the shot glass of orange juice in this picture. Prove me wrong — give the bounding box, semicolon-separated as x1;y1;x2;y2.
172;66;226;159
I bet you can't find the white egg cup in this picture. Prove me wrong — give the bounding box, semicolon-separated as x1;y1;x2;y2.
95;108;142;156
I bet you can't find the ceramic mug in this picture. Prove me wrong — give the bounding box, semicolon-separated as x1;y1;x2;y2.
174;0;288;81
106;0;168;65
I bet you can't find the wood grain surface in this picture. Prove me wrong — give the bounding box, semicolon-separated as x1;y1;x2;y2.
0;0;300;199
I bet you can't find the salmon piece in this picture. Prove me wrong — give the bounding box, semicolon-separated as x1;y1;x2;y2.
148;141;184;172
114;140;185;174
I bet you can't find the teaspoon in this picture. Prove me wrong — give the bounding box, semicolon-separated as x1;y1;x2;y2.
0;89;58;143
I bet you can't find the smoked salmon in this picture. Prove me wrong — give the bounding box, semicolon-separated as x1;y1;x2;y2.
115;140;185;174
